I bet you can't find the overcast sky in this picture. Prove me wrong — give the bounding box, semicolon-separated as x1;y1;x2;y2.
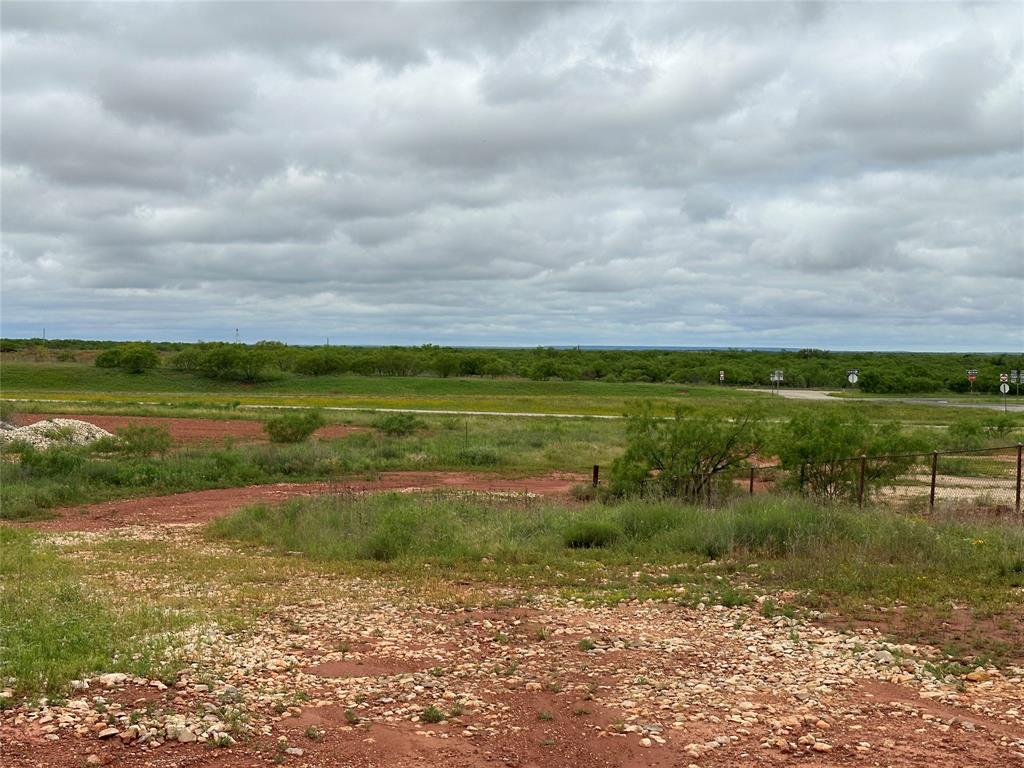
1;1;1022;350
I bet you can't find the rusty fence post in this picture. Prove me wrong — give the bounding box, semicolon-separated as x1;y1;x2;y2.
1016;443;1022;516
929;451;938;513
592;464;599;488
857;455;867;508
749;466;755;496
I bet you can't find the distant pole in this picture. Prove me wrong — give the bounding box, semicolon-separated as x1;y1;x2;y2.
592;464;599;488
748;467;755;496
235;328;240;344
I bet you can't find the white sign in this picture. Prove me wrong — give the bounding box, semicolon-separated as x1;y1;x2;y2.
847;373;859;384
1000;383;1010;394
719;370;725;381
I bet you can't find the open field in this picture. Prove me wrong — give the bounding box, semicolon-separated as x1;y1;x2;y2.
2;373;1024;767
2;493;1024;767
6;361;1024;425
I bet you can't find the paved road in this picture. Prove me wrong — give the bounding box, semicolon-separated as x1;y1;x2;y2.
745;389;1024;413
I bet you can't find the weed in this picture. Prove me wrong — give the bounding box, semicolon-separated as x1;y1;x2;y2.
420;705;445;724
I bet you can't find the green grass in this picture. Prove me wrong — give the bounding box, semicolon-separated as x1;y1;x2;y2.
8;361;1021;426
208;493;1024;662
0;413;630;520
0;527;187;699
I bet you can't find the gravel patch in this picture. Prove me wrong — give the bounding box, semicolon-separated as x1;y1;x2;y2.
0;418;112;450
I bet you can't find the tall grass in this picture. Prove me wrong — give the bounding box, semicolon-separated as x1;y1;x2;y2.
0;528;185;698
208;494;1024;590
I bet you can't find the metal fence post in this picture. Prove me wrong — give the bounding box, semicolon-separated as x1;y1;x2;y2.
1016;443;1022;516
929;451;938;513
749;466;755;496
857;455;867;508
592;464;599;488
799;463;806;494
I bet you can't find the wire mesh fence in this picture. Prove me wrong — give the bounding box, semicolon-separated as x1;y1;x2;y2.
726;443;1023;518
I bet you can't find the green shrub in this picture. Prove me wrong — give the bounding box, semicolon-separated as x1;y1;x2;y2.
111;425;172;456
457;446;500;467
263;411;325;444
610;403;762;502
777;412;925;501
94;349;122;368
372;413;426;436
562;519;620;549
117;345;160;374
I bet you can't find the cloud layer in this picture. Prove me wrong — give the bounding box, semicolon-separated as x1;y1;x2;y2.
2;1;1021;350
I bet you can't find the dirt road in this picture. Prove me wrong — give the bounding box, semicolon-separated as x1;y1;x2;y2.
24;471;587;531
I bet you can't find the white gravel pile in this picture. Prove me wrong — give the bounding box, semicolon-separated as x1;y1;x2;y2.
0;418;112;450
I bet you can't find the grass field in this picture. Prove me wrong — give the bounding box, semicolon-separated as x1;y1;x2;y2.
3;361;1024;704
6;361;1022;426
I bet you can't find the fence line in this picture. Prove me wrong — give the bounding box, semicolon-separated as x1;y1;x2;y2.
737;442;1024;516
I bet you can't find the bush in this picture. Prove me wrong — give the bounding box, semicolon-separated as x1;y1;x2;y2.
776;412;925;502
456;446;500;467
94;349;122;368
263;411;326;444
372;413;426;437
112;425;172;456
562;519;620;549
610;403;762;502
118;344;160;374
95;345;158;373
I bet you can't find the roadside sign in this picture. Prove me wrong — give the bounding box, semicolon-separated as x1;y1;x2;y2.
719;370;725;382
1000;373;1009;383
847;373;858;384
1000;383;1010;394
1012;370;1019;383
967;374;976;382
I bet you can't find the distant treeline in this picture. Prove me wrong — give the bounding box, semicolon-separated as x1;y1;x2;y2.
2;338;1021;394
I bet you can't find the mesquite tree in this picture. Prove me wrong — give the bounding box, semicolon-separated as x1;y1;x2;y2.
610;403;763;503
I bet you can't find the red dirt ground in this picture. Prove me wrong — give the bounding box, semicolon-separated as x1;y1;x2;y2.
25;472;586;531
10;413;365;444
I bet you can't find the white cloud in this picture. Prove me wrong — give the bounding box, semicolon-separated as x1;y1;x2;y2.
1;1;1021;350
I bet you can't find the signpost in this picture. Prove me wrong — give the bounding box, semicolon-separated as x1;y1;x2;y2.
846;368;859;386
1000;381;1011;412
966;369;978;393
1013;370;1020;399
719;370;725;384
770;370;784;395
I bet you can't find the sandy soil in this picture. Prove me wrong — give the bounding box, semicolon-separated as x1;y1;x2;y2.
10;413;365;444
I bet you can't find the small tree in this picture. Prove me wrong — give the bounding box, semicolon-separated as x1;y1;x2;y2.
264;410;325;443
118;344;160;374
776;412;923;501
94;349;122;368
610;403;762;503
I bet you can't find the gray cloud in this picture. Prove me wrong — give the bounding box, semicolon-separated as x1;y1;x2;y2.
1;1;1021;351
